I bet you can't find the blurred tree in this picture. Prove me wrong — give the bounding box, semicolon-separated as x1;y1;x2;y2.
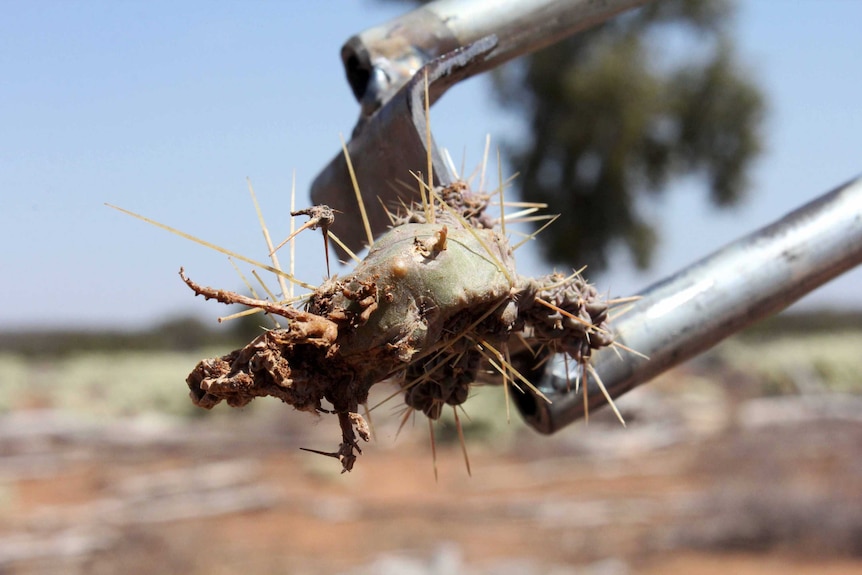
385;0;764;272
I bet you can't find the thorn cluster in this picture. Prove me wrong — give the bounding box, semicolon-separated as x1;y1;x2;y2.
178;181;623;472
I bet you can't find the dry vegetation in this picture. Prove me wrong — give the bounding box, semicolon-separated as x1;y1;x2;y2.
1;329;861;574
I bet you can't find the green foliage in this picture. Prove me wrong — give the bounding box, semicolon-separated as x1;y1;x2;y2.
739;309;862;337
0;351;210;417
494;0;765;271
717;333;862;395
0;315;246;357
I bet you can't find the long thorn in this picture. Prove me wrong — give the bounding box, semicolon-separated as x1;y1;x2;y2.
497;148;506;238
499;207;540;221
327;231;361;264
251;269;280;303
224;259;276;327
610;341;649;360
479;134;490;192
587;363;626;427
502;343;512;423
247;178;289;299
503;363;511;423
270;219;316;255
483;353;525;394
322;232;331;278
607;295;643;305
477;338;550;403
512;215;560;251
289;170;297;299
218;306;264;323
423;68;435;224
228;257;259;299
583;361;589;425
454;406;471;477
106;204;316;290
395;407;415;441
362;402;376;442
429;417;438;482
340;134;374;248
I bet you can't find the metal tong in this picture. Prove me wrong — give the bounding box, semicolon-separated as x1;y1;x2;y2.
310;0;862;433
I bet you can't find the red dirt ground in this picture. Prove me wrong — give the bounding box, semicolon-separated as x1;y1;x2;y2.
2;374;862;574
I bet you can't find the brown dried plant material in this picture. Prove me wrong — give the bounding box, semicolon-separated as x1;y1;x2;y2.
182;182;617;472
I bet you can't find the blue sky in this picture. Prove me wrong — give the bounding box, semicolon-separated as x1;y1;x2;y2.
2;1;861;330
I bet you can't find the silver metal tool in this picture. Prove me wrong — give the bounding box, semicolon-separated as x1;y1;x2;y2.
515;175;862;433
310;0;862;433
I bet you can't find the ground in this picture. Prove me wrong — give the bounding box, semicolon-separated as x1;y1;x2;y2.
1;344;861;574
